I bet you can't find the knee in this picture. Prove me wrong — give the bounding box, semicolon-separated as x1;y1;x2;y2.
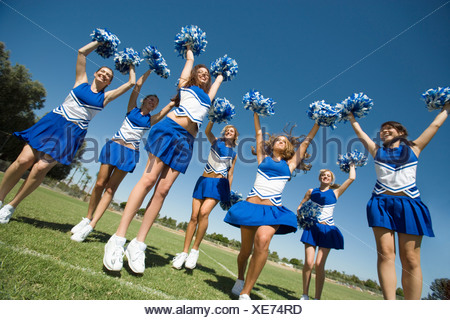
189;214;198;225
33;160;54;174
104;183;118;196
95;179;108;190
198;208;210;220
238;248;252;261
15;154;34;168
400;251;421;270
154;184;171;199
377;245;396;262
253;234;271;253
140;174;158;192
303;258;314;270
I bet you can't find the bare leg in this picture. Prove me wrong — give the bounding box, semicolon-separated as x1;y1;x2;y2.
241;225;278;295
9;153;58;208
86;164;114;220
115;155;165;238
398;233;423;300
182;198;202;252
191;198;219;250
0;144;36;202
89;168;127;228
237;226;257;281
373;227;397;300
136;165;180;242
314;247;331;299
302;244;316;296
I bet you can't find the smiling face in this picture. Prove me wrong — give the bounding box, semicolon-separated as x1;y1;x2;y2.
273;136;288;152
196;67;210;86
224;126;236;140
221;125;239;147
319;170;334;185
380;124;404;143
94;67;113;86
141;95;159;113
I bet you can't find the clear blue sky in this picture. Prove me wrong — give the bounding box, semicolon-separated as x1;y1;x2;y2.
1;0;449;298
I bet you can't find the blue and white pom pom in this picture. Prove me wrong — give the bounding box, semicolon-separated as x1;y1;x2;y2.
422;87;450;111
297;201;320;230
338;92;373;123
114;48;142;75
142;46;170;79
307;100;340;129
208;98;236;124
337;150;368;173
220;190;244;211
174;25;207;57
210;55;238;81
242;90;276;117
90;28;120;59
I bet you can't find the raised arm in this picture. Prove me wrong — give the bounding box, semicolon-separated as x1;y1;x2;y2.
150;100;176;126
207;74;224;101
254;112;266;164
103;65;136;106
333;164;356;199
289;123;320;172
297;189;313;211
75;41;100;87
204;121;216;144
128;69;152;112
227;157;237;188
411;103;450;156
178;46;194;89
348;113;378;157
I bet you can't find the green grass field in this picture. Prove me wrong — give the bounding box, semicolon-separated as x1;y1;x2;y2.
0;176;382;300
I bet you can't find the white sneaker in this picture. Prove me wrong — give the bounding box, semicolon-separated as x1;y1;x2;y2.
0;200;3;208
0;204;15;224
172;252;188;269
231;279;244;296
239;294;251;300
103;234;126;271
71;217;91;234
125;238;146;274
184;249;199;269
70;224;93;242
300;294;309;300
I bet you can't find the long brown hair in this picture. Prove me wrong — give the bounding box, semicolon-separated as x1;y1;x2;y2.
380;121;415;147
172;64;212;106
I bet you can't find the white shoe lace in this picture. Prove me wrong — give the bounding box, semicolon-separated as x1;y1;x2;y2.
111;247;124;264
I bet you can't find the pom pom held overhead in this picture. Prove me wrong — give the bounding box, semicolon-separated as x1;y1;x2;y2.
338;92;373;123
90;28;120;59
208;98;236;124
142;46;171;79
174;25;207;57
422;87;450;111
337;150;368;173
210;55;238;81
307;100;340;129
114;48;142;75
242;90;276;117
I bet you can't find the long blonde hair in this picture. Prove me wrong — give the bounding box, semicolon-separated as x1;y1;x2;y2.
220;125;239;147
318;169;340;189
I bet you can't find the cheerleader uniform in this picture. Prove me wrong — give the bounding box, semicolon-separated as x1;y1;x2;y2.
192;139;236;202
300;188;344;249
145;86;210;173
224;157;297;235
98;107;151;173
14;83;104;165
366;143;434;236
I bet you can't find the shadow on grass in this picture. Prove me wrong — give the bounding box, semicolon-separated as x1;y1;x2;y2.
204;274;262;300
258;282;298;300
14;216;74;233
102;266;122;278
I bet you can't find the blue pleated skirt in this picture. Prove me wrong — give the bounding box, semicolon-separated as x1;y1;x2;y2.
366;193;434;237
300;223;344;249
99;140;139;173
13;112;86;165
224;201;297;235
144;117;194;174
192;176;230;202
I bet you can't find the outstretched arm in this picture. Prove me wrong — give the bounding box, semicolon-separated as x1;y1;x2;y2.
254;112;265;164
178;46;194;89
289;123;320;172
297;189;313;211
75;41;100;87
411;103;450;156
228;157;237;188
150;101;176;126
333;164;356;199
204;121;217;144
103;65;136;106
348;113;378;157
128;69;152;112
208;74;224;101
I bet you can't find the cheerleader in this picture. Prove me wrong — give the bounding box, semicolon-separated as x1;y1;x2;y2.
347;100;450;300
70;69;175;242
103;45;226;274
172;121;238;269
297;165;356;300
225;112;320;300
0;40;136;224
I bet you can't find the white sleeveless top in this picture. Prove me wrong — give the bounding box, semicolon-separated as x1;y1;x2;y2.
173;86;211;128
